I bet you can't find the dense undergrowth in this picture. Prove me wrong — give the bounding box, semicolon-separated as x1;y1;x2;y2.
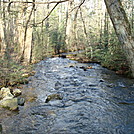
75;46;131;77
0;59;34;88
66;43;131;77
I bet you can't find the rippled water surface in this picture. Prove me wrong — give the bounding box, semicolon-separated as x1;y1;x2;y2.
1;57;134;134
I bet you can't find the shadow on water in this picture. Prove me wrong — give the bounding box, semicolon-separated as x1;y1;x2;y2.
0;57;134;134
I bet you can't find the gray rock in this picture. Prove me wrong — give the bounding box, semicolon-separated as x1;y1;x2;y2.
17;97;25;106
107;83;114;88
99;79;105;82
0;98;18;110
0;124;2;134
55;81;62;90
13;88;22;97
45;94;63;103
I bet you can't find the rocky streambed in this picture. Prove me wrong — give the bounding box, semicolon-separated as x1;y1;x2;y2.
0;57;134;134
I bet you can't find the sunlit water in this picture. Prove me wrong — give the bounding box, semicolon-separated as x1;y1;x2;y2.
0;57;134;134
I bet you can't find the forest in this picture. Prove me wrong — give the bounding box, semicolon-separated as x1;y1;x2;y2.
0;0;134;87
0;0;134;133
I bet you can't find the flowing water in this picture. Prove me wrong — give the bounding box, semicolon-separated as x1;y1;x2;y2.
0;57;134;134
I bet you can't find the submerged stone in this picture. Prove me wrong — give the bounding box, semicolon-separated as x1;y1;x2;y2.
17;97;25;106
0;124;2;134
118;100;134;105
99;79;105;82
45;94;63;103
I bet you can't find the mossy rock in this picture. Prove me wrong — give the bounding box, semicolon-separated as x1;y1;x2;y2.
0;98;18;111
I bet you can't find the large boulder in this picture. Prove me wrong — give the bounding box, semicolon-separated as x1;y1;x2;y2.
0;98;18;110
0;87;25;111
0;87;14;100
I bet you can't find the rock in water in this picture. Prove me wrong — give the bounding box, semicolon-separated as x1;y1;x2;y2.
17;97;25;106
59;54;66;58
0;87;14;100
99;79;105;82
12;89;22;97
0;124;2;134
45;94;63;103
55;81;62;90
0;98;18;110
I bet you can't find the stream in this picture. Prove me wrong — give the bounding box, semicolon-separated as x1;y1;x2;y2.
0;57;134;134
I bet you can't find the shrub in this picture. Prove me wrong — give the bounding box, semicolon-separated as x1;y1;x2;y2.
0;59;31;88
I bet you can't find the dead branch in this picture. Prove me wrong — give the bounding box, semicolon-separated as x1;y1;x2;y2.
36;3;59;25
3;0;69;5
6;0;69;26
69;0;85;13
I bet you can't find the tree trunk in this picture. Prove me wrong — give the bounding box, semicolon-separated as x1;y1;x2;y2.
0;19;5;55
104;10;109;48
65;1;74;51
72;8;79;51
80;8;92;58
17;3;34;64
131;0;133;31
104;0;134;77
23;27;33;63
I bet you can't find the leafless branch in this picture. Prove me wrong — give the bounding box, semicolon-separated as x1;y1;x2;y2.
36;3;59;25
69;0;85;13
3;0;69;5
6;0;69;26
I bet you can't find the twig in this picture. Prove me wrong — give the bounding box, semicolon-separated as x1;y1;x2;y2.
36;3;59;25
69;0;85;13
3;0;69;5
6;0;69;26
